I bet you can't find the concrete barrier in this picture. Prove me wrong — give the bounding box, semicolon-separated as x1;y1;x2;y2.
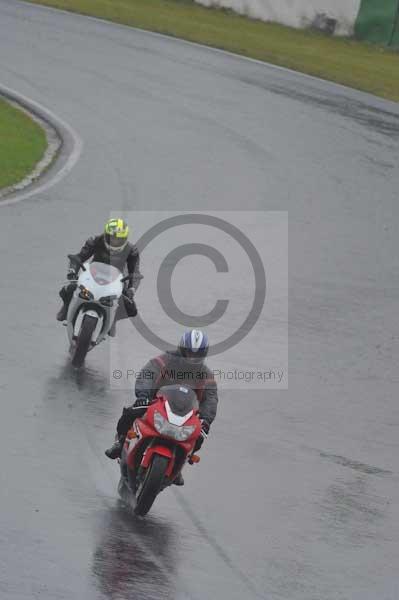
194;0;362;36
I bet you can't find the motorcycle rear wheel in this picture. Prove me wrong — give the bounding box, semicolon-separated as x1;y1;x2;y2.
134;454;169;516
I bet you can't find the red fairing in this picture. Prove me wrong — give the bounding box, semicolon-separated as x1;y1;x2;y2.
141;445;175;477
125;417;157;471
125;396;201;473
145;398;201;443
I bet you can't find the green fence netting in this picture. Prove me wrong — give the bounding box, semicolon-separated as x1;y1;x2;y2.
355;0;399;46
389;10;399;45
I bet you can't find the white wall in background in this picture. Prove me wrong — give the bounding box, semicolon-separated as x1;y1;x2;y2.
195;0;362;35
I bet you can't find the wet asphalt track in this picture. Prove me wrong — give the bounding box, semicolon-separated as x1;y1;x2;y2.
1;1;399;598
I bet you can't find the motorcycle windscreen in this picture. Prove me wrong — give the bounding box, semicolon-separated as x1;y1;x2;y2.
158;384;199;416
89;262;121;285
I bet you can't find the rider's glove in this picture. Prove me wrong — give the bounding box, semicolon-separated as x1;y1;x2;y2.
126;288;135;301
194;419;210;452
200;420;210;436
133;395;151;409
67;267;78;280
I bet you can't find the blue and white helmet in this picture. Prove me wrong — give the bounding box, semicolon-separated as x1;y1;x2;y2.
178;329;209;364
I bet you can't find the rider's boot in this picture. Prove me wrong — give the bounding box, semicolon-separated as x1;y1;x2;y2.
105;436;124;459
173;472;185;486
108;318;117;337
56;301;68;322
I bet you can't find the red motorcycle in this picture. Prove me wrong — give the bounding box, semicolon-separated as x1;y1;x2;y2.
118;385;202;516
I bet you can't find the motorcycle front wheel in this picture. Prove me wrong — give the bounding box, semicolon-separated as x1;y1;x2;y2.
71;314;97;368
134;454;169;516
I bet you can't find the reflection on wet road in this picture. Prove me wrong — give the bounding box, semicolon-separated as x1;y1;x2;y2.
92;506;179;600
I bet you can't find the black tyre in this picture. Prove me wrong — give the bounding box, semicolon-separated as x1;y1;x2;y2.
117;476;129;503
71;314;97;368
134;454;169;516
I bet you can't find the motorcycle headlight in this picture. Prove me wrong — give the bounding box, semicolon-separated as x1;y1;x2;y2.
153;411;195;441
79;286;94;300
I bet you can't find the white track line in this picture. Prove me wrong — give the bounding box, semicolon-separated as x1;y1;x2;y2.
0;83;83;207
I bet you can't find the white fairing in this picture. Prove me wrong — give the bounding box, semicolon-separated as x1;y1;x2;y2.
78;262;123;300
165;400;193;426
66;261;124;349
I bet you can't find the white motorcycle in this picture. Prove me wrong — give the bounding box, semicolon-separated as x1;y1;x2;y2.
64;254;130;367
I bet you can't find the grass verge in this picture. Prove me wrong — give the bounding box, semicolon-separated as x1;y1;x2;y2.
0;98;47;190
25;0;399;102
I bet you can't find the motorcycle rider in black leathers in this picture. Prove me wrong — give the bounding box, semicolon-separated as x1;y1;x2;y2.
105;329;218;486
56;218;142;335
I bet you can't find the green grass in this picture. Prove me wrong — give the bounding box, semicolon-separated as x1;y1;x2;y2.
0;98;47;190
26;0;399;102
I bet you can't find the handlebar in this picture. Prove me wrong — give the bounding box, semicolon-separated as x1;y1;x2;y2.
68;254;86;271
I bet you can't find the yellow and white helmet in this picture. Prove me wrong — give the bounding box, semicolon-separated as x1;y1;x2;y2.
104;218;129;254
